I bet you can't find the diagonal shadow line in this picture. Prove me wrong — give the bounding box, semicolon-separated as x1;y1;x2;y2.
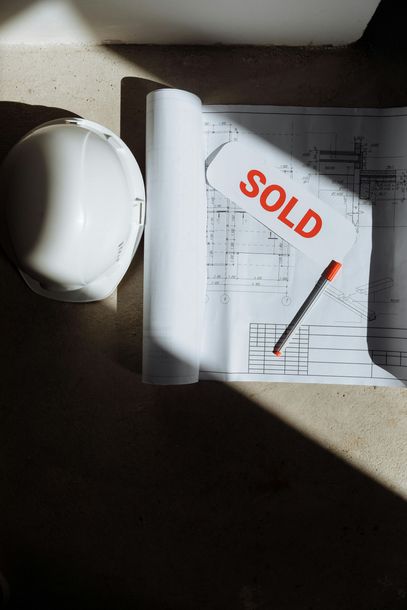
0;0;37;30
0;102;406;610
0;258;407;610
0;230;407;610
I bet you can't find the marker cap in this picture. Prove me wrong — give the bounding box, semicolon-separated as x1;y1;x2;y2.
324;260;342;282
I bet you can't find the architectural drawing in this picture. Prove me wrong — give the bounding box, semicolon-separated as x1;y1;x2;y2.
203;109;407;323
200;106;407;386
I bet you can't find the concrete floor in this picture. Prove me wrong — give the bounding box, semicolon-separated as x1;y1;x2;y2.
1;24;407;610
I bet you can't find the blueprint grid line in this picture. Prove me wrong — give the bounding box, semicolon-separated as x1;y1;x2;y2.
200;105;407;386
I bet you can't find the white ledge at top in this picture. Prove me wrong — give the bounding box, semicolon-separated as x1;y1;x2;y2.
0;0;380;46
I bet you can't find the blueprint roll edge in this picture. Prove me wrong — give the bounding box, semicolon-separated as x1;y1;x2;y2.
143;89;207;384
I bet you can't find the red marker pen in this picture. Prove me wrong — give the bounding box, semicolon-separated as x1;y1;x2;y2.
273;260;342;357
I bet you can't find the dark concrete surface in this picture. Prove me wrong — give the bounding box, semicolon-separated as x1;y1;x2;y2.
1;1;407;608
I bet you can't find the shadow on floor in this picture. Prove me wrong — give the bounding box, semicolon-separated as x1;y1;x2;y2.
1;262;407;609
1;54;407;609
0;108;406;610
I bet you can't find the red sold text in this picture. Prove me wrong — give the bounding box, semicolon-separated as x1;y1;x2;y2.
239;169;322;238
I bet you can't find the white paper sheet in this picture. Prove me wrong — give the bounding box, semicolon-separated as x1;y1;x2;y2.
143;89;207;384
143;95;407;387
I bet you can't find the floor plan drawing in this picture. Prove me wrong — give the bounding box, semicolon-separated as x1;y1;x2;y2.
200;106;407;386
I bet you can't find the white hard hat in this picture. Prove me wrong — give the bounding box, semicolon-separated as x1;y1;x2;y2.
0;117;145;302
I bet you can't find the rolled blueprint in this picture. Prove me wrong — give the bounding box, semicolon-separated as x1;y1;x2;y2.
143;89;207;384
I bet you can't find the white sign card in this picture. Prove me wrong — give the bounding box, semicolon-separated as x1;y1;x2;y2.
206;139;356;265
